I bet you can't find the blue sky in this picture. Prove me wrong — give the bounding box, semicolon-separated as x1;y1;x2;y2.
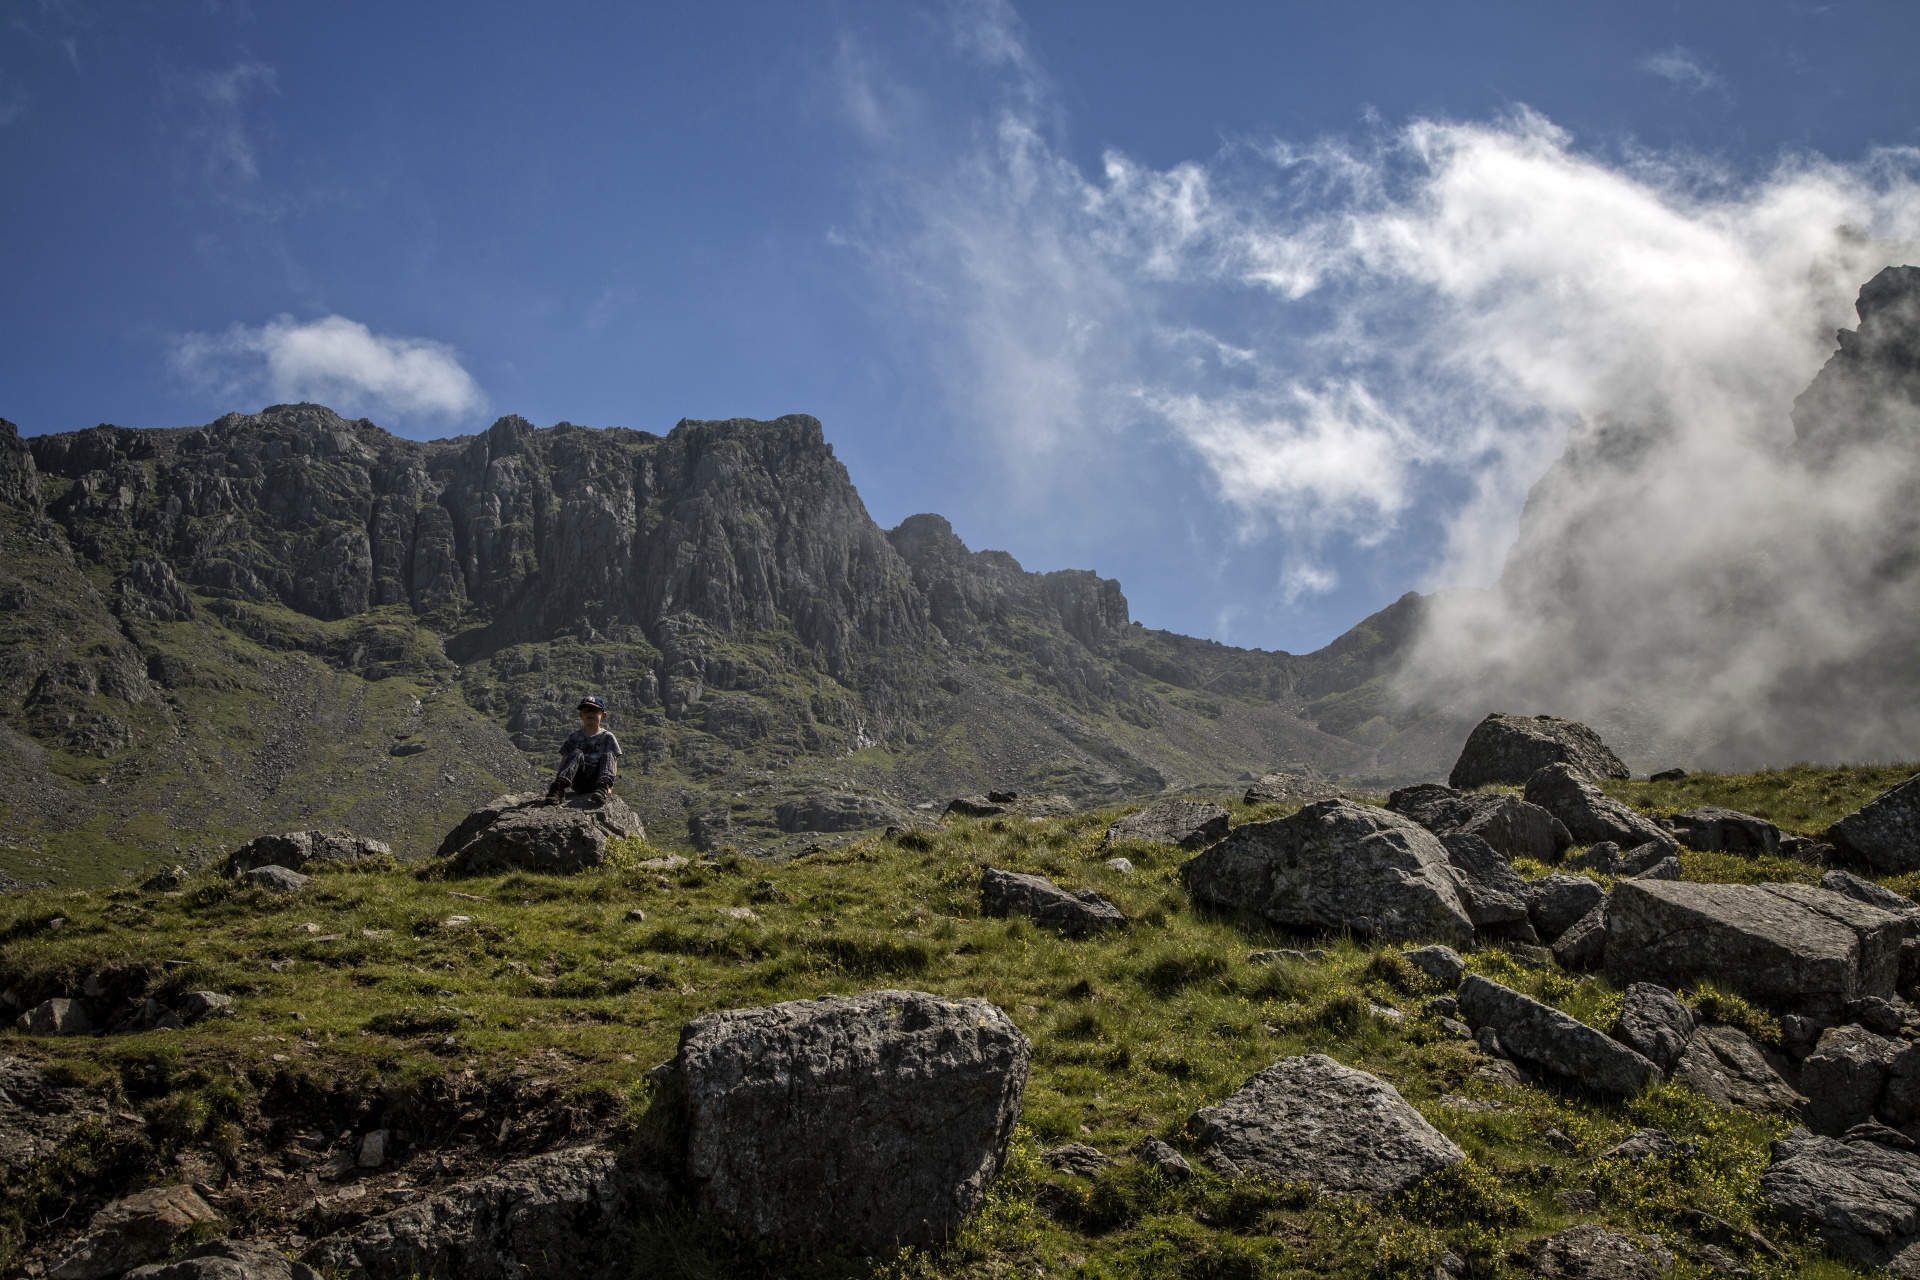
4;2;1919;655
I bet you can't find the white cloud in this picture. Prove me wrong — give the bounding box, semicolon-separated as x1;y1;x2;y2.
1641;46;1723;94
172;314;489;422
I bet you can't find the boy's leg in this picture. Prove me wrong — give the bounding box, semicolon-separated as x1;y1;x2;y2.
572;755;616;801
547;755;582;804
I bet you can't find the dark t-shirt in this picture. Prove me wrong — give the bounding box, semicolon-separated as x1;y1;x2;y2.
559;728;621;775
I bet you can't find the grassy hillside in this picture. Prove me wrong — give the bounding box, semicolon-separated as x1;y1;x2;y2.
2;769;1909;1277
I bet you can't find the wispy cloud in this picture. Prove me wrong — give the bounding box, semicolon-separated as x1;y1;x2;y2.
1641;46;1723;94
172;315;489;422
163;59;279;211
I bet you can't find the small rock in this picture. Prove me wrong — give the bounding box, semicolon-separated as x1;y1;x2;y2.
179;991;232;1021
716;906;759;922
1103;857;1133;874
1847;995;1914;1036
1544;1127;1577;1152
16;997;92;1036
358;1130;390;1168
1440;1016;1473;1039
440;792;644;875
1629;855;1682;881
1517;1223;1673;1280
1135;1137;1193;1180
1404;945;1466;987
947;795;1010;818
1822;869;1920;917
441;915;472;929
1243;771;1344;805
228;831;390;876
1187;1054;1465;1195
49;1185;220;1280
1555;1188;1600;1211
1673;1024;1805;1114
1103;800;1230;850
624;908;647;922
1248;949;1309;965
1476;1026;1508;1059
1370;1002;1406;1025
141;866;187;892
1649;768;1688;782
1525;764;1675;851
245;865;309;894
1597;1128;1678;1162
638;855;687;870
1614;983;1696;1073
1438;1094;1502;1112
1473;1059;1530;1088
1423;995;1459;1017
1761;1127;1920;1271
980;867;1124;935
1672;807;1782;856
1552;901;1611;971
1844;1120;1916;1150
1042;1143;1112;1177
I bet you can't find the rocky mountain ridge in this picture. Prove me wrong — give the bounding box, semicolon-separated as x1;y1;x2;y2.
0;405;1411;883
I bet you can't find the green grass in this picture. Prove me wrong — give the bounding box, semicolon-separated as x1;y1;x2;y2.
1;783;1898;1278
1603;763;1918;836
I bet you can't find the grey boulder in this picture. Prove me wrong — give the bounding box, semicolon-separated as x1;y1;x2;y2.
671;990;1030;1251
1604;879;1905;1017
1387;784;1572;862
1614;983;1696;1073
243;865;308;893
227;830;390;876
1800;1024;1902;1135
1104;800;1230;850
1135;1136;1194;1180
1673;1025;1806;1115
1529;875;1607;944
1186;1054;1464;1196
1524;765;1675;851
1180;800;1473;947
1438;832;1532;928
1404;945;1466;987
1761;1128;1920;1272
1672;807;1781;856
980;868;1124;935
1448;713;1630;790
1243;772;1343;806
16;997;91;1036
1517;1224;1673;1279
775;792;905;833
50;1185;221;1280
1829;774;1920;875
1457;975;1661;1096
126;1240;323;1280
441;793;643;875
307;1146;633;1280
1552;903;1610;970
1823;869;1920;918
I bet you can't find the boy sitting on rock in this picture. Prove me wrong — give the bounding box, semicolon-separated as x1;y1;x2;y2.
545;696;621;805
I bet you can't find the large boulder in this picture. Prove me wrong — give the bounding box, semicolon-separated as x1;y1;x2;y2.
227;831;390;876
980;868;1124;935
1800;1025;1902;1135
1671;807;1781;856
1388;784;1572;862
774;793;906;834
440;793;643;876
1524;765;1674;850
1761;1128;1920;1273
1830;775;1920;874
1104;800;1230;850
1457;976;1661;1096
1438;832;1531;929
1605;879;1906;1017
1528;875;1608;944
1448;713;1629;790
671;990;1030;1251
49;1185;220;1280
126;1240;323;1280
307;1146;634;1280
1179;800;1473;947
1186;1054;1464;1195
1672;1025;1806;1114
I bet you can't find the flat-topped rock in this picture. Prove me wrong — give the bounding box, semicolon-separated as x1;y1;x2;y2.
227;830;390;876
774;792;906;833
1243;772;1344;805
1186;1054;1464;1195
1180;800;1473;947
1104;800;1230;850
1458;976;1661;1096
440;792;643;876
244;865;309;894
671;990;1030;1251
1605;879;1905;1017
1672;807;1781;855
1829;774;1920;874
946;792;1075;819
980;867;1124;934
1524;765;1674;851
1449;713;1629;790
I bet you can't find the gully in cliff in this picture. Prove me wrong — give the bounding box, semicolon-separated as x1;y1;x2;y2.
545;695;622;805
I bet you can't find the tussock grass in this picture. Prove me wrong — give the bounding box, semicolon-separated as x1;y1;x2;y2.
6;779;1902;1277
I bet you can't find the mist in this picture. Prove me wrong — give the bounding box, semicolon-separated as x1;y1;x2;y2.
845;4;1920;769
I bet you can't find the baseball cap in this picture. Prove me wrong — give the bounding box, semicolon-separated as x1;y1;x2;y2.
577;696;607;713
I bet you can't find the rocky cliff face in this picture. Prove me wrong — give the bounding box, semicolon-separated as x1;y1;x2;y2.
0;406;1393;882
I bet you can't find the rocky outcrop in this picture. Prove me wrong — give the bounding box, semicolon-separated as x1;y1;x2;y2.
1179;800;1473;946
1672;807;1780;856
1829;775;1920;874
1524;765;1674;850
1604;880;1905;1016
49;1185;220;1280
306;1146;635;1280
226;830;391;875
1;1056;107;1177
670;990;1030;1251
1516;1225;1673;1280
1448;713;1629;790
1186;1055;1464;1195
1103;800;1230;850
1761;1127;1920;1273
1388;783;1572;862
1457;976;1661;1096
441;793;643;875
774;793;905;833
979;868;1125;935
